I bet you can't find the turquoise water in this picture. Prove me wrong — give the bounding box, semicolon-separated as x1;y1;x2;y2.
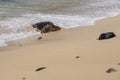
0;0;120;46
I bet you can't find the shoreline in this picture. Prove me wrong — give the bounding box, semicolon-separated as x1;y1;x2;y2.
0;14;120;80
0;12;120;47
5;14;120;48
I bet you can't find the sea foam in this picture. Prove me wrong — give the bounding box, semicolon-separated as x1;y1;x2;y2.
0;18;40;47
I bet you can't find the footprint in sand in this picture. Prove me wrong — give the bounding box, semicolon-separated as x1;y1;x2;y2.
118;63;120;65
75;56;80;58
106;68;117;73
36;67;46;72
22;77;26;80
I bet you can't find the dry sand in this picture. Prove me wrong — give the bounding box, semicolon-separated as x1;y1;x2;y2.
0;15;120;80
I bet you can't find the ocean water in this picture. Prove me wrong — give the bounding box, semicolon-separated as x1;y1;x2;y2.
0;0;120;46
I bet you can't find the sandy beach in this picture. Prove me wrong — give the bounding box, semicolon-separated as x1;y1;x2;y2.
0;15;120;80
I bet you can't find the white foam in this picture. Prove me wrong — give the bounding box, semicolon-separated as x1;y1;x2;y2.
0;40;7;47
0;32;40;41
0;18;40;47
23;11;120;29
0;31;40;47
23;13;98;29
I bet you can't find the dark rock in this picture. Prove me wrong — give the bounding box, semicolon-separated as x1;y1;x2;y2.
32;21;61;33
38;37;42;40
106;68;117;73
36;67;46;72
98;32;116;40
75;56;80;58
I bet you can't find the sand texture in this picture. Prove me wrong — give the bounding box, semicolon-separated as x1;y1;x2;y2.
0;15;120;80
